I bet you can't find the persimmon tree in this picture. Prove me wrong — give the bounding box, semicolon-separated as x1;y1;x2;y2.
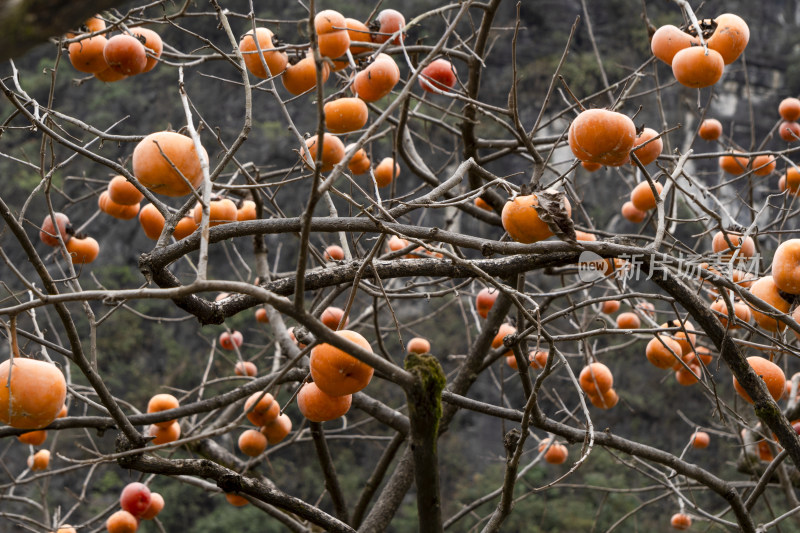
1;1;800;532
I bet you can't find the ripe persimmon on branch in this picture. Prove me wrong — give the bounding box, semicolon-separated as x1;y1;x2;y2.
3;0;800;532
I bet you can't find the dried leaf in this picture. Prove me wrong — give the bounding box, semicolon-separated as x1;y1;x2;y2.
533;190;576;244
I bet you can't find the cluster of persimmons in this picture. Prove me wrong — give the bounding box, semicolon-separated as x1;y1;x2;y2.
11;2;800;532
105;482;164;532
67;17;162;82
53;6;463;269
650;13;749;88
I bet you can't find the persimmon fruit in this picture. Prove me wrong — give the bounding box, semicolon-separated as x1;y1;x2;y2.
588;388;619;409
346;145;371;175
131;27;162;72
106;510;138;533
780;167;800;194
710;299;751;328
261;413;292;444
324;98;368;134
244;392;279;426
691;431;710;449
711;230;755;258
66;236;99;264
345;18;371;54
771;239;800;294
132;131;207;197
748;276;791;332
779;121;800;142
120;482;151;517
688;346;713;366
579;362;613;395
538;439;568;465
505;354;520;370
672;46;724;88
147;393;180;428
234;361;257;376
193;198;237;226
637;302;656;317
707;13;749;65
670;513;692;530
239;27;287;79
475;197;493;211
406;337;431;354
733;356;786;403
332;18;372;70
752;155;776;176
103;34;147;76
568;109;636;167
225;493;248;507
699;118;722;140
99;192;140;219
651;25;697;65
719;152;748;174
374;157;400;188
491;324;517;358
138;203;165;240
18;429;47;446
297;382;352;422
661;319;696;355
529;350;549;369
601;300;620;314
780;98;800;121
315;10;350;59
139;492;165;520
324;245;345;261
420;59;458;93
260;413;292;444
630;181;663;211
0;358;66;429
387;235;412;256
631;128;663;166
254;308;270;325
236;200;257;222
148;421;180;445
68;35;108;73
304;134;345;172
372;9;405;45
282;53;329;95
310;330;374;396
220;331;244;350
621;201;646;223
501;191;572;244
353;54;400;102
94;67;127;82
616;312;641;329
28;449;50;471
108;175;144;205
675;365;701;386
320;306;348;330
173;216;198;240
476;287;498;319
645;336;682;369
40;213;72;247
66;16;106;39
238;428;267;457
